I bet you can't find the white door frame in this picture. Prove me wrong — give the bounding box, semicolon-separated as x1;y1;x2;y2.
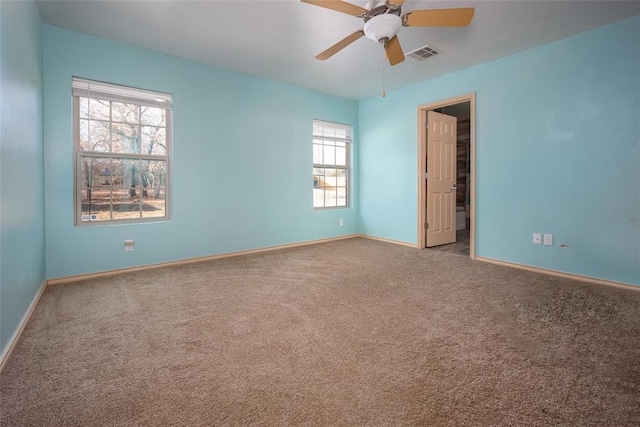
417;93;476;258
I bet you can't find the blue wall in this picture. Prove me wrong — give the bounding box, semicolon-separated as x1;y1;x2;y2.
359;16;640;286
3;10;638;359
0;1;46;355
43;25;359;279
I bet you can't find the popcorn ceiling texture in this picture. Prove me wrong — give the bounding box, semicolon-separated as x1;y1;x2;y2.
1;238;639;425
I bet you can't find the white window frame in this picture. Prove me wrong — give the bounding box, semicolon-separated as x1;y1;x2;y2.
72;77;172;225
312;120;351;209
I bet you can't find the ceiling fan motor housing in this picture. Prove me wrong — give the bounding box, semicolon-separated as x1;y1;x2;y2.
364;13;402;43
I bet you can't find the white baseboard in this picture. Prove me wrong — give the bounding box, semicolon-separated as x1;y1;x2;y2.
0;279;48;372
476;256;639;291
47;234;362;286
358;234;418;248
358;236;639;291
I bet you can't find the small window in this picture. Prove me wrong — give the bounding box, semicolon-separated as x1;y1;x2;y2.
312;120;351;208
72;78;172;225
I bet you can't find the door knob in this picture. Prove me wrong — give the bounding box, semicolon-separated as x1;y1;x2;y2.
451;184;458;190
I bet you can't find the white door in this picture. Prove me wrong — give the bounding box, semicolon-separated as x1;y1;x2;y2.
426;111;457;247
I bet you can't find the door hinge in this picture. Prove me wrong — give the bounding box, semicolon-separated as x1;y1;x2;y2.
424;222;429;229
425;122;429;129
425;172;429;180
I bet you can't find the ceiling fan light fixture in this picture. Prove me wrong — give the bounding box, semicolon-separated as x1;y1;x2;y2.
364;14;401;43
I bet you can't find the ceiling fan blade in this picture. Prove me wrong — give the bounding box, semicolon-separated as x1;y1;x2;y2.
384;35;405;66
403;8;475;27
388;0;405;6
301;0;366;17
316;29;365;60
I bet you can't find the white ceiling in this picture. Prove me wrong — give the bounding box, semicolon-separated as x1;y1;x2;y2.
36;0;640;100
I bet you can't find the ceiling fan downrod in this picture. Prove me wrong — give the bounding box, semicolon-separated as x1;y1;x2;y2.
362;0;401;21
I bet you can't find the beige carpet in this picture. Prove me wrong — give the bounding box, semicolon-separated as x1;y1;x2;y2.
1;238;639;426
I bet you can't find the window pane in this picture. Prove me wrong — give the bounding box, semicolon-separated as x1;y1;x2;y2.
79;158;90;188
80;157;112;188
112;123;140;154
111;158;139;189
337;188;347;207
81;188;111;221
141;106;165;126
112;188;141;220
336;168;347;187
89;98;110;121
324;168;337;187
79;119;89;151
313;189;325;208
313;168;324;189
323;144;335;165
112;102;139;124
140;160;167;189
79;97;89;119
324;189;337;207
313;144;323;164
336;146;346;166
141;126;166;155
80;189;93;218
87;120;111;152
142;190;165;218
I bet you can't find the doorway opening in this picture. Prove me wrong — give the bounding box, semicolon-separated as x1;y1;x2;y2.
417;93;475;258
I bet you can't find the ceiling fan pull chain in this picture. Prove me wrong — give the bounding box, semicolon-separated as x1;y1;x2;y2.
382;52;386;98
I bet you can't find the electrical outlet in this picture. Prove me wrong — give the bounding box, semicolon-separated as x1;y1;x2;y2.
543;234;553;246
339;219;344;227
124;240;134;251
533;233;542;245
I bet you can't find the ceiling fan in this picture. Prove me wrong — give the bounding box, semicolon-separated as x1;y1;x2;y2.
302;0;475;65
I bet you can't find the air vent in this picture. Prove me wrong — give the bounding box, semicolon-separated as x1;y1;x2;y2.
406;45;441;61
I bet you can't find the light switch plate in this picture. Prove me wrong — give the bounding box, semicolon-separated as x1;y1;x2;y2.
543;234;553;246
533;233;542;245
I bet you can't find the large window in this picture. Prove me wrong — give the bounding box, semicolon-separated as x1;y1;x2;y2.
312;120;351;208
73;78;172;225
